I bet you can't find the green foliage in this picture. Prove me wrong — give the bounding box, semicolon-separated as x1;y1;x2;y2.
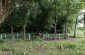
0;40;4;43
0;0;85;34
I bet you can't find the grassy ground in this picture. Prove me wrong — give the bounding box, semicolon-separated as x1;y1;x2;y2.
76;30;85;38
69;29;85;38
0;28;84;55
0;38;85;55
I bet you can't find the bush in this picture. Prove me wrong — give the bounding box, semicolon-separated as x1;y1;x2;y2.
0;40;4;43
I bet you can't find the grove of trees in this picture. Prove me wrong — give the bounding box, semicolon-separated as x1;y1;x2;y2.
0;0;85;38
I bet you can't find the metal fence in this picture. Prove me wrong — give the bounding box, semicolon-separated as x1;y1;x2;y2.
0;33;69;40
0;33;31;40
42;34;69;40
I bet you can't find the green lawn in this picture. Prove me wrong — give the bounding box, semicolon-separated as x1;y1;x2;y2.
0;38;85;55
69;29;85;38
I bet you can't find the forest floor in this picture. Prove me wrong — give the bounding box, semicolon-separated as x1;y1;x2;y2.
0;38;85;55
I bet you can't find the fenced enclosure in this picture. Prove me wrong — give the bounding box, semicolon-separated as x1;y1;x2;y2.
0;33;70;40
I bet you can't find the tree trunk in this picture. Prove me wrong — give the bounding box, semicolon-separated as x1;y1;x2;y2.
84;13;85;28
54;21;57;34
0;1;2;17
23;25;26;40
54;0;57;34
11;25;14;39
64;22;67;39
39;31;41;38
84;13;85;36
74;14;78;38
54;0;57;39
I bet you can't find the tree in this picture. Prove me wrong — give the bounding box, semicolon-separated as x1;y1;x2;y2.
0;8;20;39
16;1;29;39
28;0;54;33
74;0;85;38
60;0;81;38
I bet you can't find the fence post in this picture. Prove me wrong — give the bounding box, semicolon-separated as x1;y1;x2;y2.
28;34;31;40
54;34;56;40
58;34;60;40
5;33;6;40
0;34;2;40
39;32;41;38
43;34;44;39
12;34;15;40
47;34;49;40
17;33;19;39
67;34;69;39
11;34;14;40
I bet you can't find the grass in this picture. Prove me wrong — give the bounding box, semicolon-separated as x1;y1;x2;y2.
76;30;85;38
0;38;85;55
0;28;84;55
69;29;85;38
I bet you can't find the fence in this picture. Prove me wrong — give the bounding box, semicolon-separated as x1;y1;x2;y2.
0;33;31;40
42;34;69;40
0;33;69;40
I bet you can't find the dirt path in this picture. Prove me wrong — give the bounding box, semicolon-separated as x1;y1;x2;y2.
0;51;13;55
45;38;85;42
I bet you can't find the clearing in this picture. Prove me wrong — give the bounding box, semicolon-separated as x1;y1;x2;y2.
0;38;85;55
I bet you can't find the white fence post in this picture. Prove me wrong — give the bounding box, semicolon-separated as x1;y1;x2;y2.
43;34;44;39
5;33;6;40
39;32;41;38
28;34;31;40
58;34;60;40
47;34;49;39
67;34;69;39
0;34;2;40
17;33;19;39
14;34;15;40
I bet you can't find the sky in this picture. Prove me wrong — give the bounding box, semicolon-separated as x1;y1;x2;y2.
77;9;85;27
